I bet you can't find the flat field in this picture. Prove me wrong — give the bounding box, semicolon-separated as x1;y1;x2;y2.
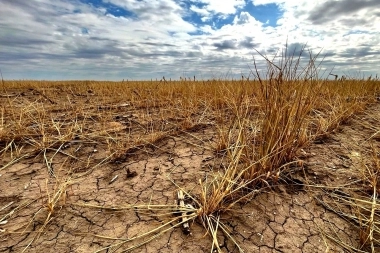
1;77;380;252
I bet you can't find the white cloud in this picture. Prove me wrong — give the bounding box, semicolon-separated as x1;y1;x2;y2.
191;0;246;15
233;11;258;25
190;5;210;16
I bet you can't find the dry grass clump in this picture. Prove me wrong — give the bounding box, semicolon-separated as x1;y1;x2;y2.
246;48;320;179
185;48;320;251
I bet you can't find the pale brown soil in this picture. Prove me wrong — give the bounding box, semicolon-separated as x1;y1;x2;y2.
1;89;379;252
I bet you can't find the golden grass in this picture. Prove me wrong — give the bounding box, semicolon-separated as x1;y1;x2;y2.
1;49;380;252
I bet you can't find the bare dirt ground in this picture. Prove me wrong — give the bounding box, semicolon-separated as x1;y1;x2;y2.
1;88;379;252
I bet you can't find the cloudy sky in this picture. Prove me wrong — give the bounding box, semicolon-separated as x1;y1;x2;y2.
0;0;379;80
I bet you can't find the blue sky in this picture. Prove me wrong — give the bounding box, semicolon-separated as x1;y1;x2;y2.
0;0;379;80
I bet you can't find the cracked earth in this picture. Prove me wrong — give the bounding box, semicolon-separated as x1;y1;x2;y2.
1;88;379;252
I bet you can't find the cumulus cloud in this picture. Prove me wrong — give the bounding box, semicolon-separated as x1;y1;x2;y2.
233;11;257;25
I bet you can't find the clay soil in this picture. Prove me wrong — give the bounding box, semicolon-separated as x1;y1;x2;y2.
1;87;380;252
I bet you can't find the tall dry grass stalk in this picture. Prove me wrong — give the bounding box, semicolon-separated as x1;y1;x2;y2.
0;68;5;93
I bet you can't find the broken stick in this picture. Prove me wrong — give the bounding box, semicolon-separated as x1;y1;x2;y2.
177;190;191;235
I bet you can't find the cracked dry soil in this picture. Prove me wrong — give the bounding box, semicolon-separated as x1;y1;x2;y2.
1;90;380;253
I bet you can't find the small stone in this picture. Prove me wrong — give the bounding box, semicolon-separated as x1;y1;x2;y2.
126;168;138;178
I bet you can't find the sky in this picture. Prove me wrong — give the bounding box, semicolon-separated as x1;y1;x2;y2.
0;0;379;80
